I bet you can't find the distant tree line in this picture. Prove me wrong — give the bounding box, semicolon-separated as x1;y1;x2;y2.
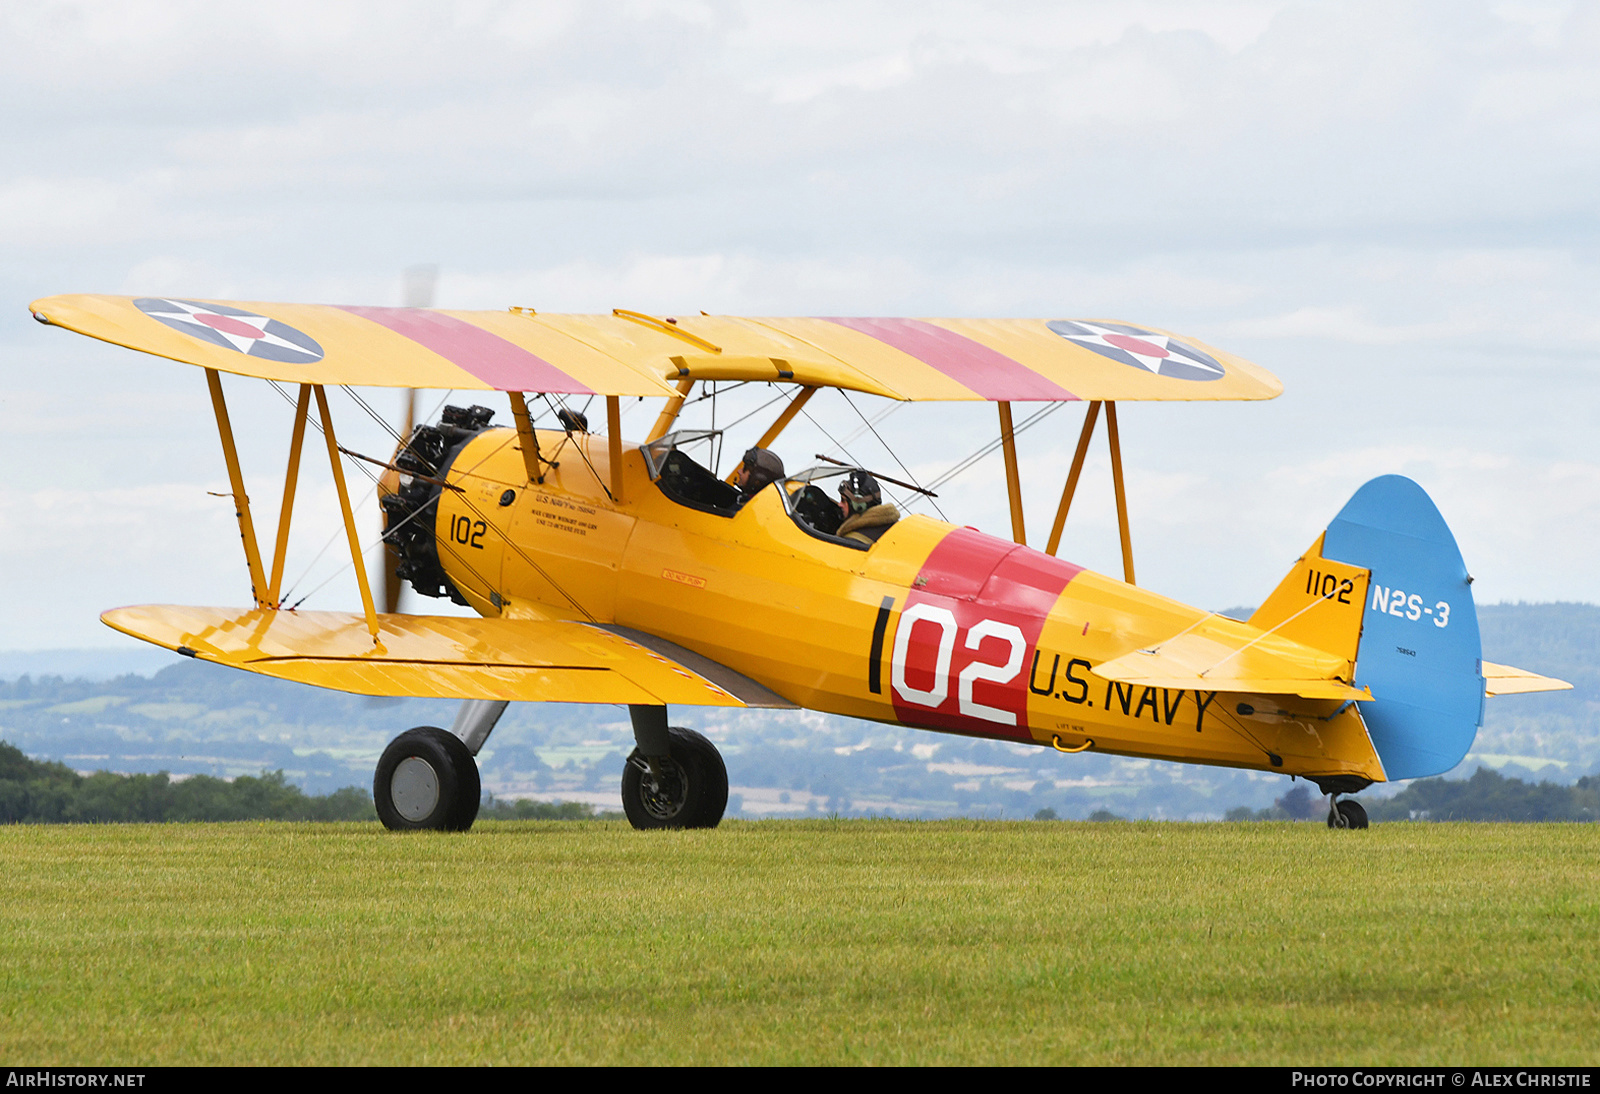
0;740;375;823
1227;767;1600;823
0;738;621;824
1368;766;1599;822
478;796;620;821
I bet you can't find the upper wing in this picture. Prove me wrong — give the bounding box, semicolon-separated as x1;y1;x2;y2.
30;295;1281;403
103;605;796;707
1482;660;1573;697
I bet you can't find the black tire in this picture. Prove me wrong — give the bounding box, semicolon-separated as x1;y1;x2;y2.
374;727;481;832
1337;799;1369;829
621;726;728;830
1327;798;1369;830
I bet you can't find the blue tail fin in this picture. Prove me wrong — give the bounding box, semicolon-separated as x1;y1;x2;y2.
1322;476;1483;781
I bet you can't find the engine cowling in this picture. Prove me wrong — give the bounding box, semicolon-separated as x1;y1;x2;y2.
380;404;497;605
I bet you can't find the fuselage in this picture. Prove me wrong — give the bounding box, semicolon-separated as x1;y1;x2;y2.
430;427;1385;785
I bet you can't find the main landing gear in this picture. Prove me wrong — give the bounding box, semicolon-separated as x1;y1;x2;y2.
374;699;506;832
374;701;729;832
621;705;728;829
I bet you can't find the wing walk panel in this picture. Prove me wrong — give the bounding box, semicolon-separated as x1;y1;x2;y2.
590;624;797;708
102;605;784;706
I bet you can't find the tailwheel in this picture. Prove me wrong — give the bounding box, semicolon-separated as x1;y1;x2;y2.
1326;798;1369;830
621;726;728;830
375;727;481;831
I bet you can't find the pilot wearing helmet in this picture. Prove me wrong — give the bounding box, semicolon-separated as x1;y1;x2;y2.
837;469;899;544
733;446;786;507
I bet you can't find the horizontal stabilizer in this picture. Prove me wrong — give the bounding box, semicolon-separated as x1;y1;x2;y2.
1093;630;1371;701
1482;660;1573;697
103;605;795;708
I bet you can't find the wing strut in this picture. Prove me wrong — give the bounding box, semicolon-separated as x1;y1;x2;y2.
1045;400;1100;557
998;401;1027;546
647;377;694;442
506;392;546;484
1039;400;1135;585
1106;400;1135;585
267;383;312;607
607;395;625;504
205;368;270;608
312;385;380;642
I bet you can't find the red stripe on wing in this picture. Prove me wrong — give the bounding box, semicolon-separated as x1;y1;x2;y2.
339;307;594;394
822;317;1076;402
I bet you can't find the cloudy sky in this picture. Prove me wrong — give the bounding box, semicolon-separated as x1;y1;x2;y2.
2;0;1596;650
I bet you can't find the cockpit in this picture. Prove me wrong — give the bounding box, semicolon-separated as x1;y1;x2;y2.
642;430;889;550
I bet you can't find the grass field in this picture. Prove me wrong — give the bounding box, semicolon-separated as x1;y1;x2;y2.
1;820;1596;1065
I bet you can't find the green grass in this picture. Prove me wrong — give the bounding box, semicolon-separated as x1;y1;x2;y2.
0;820;1596;1065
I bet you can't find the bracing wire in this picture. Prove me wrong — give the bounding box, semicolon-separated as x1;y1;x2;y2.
923;401;1067;494
836;398;903;449
684;380;751;406
721;386;793;433
265;381;453;604
798;403;915;515
343;387;408;449
263;380;384;603
266;380;479;609
539;407;614;504
838;390;947;522
707;381;718;473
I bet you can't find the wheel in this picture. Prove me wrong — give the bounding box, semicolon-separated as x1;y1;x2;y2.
374;727;481;831
1339;799;1368;829
620;726;728;830
1326;799;1369;830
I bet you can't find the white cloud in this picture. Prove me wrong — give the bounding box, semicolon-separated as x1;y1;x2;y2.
0;177;125;248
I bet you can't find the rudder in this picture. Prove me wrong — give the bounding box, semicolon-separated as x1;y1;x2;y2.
1321;476;1483;780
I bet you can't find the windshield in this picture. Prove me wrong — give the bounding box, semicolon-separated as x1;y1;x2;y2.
642;430;741;515
643;429;724;480
782;466;855;545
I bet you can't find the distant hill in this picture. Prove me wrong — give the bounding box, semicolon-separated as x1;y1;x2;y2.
0;646;183;681
1478;602;1599;709
1473;603;1599;780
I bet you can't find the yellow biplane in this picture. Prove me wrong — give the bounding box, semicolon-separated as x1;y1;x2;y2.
28;293;1570;830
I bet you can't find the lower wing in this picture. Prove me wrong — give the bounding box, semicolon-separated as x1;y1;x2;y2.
103;605;795;708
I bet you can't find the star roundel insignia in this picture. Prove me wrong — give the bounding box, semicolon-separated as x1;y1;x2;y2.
134;298;324;365
1047;320;1225;382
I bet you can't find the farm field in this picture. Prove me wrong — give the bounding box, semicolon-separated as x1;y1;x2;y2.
1;820;1596;1066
